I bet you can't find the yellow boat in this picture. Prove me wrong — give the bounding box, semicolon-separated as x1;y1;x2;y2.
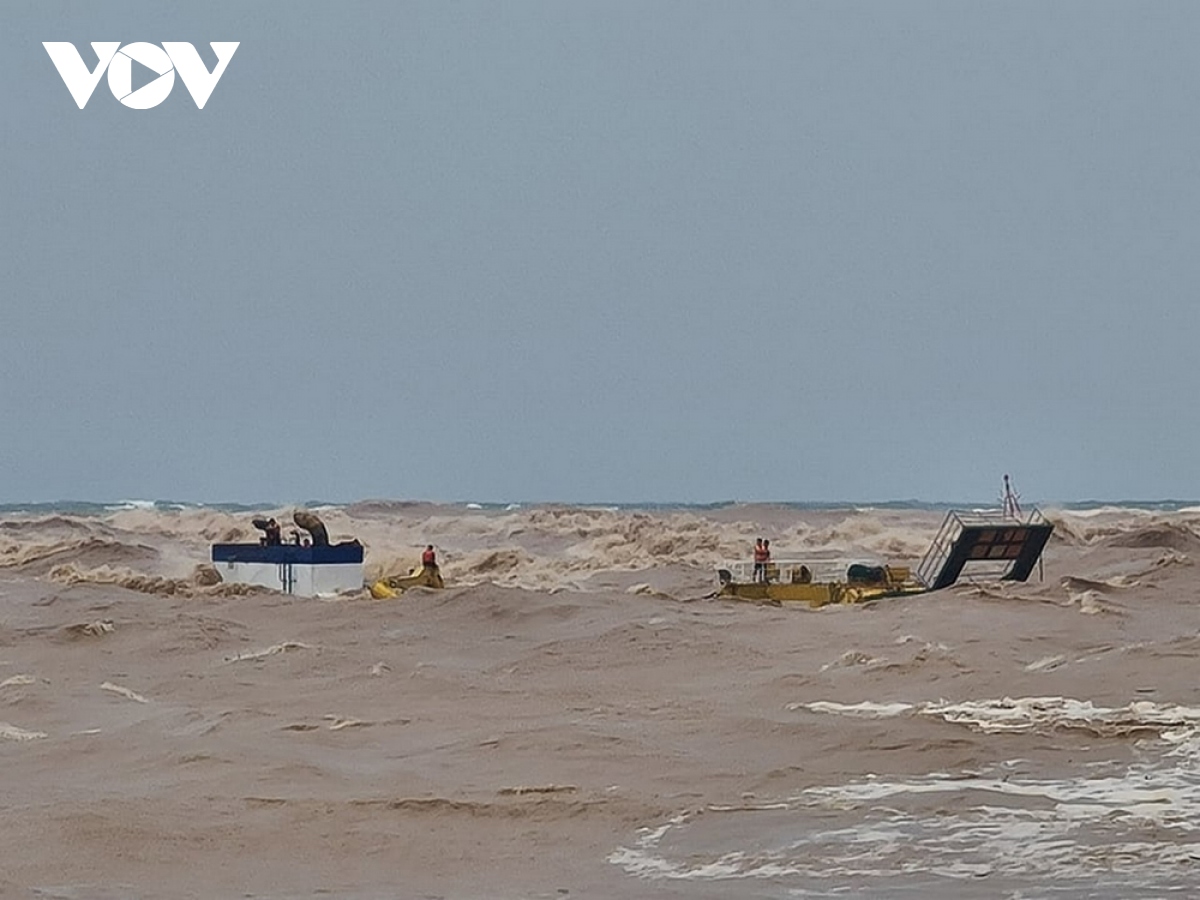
369;563;445;599
718;560;925;607
717;509;1055;608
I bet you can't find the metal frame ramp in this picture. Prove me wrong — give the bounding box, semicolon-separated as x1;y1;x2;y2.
916;509;1054;591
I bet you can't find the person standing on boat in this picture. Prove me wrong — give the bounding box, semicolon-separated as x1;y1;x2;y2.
422;545;438;570
753;538;768;583
762;539;772;582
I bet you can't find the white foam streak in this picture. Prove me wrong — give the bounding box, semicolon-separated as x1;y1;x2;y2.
923;697;1200;735
793;700;913;718
799;695;1200;736
613;696;1200;889
0;722;47;741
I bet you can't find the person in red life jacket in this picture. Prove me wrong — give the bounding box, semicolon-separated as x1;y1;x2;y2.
753;538;768;583
421;545;438;569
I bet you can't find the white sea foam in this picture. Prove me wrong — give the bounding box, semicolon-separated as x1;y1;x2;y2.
613;696;1200;890
100;681;148;703
1051;505;1157;519
0;722;47;741
798;695;1200;736
922;697;1200;735
613;758;1200;886
791;700;913;717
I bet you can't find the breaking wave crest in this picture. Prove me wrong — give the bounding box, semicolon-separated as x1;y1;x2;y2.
5;502;1200;597
0;504;952;593
614;695;1200;895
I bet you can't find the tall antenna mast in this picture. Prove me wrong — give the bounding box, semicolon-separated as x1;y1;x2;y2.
1001;473;1022;520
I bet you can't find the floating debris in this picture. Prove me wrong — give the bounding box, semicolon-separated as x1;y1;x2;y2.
498;784;578;796
324;715;371;731
223;641;312;663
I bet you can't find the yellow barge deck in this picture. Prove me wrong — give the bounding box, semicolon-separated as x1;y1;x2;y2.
717;509;1054;608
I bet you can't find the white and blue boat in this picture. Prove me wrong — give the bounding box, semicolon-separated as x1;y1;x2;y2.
211;512;364;597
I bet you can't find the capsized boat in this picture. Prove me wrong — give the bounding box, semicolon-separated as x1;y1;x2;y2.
717;509;1054;608
369;564;445;599
211;511;363;597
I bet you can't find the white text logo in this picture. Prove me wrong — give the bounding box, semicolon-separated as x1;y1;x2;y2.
43;42;240;109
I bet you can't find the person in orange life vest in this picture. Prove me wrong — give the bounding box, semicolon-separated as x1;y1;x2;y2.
753;538;769;583
422;545;438;569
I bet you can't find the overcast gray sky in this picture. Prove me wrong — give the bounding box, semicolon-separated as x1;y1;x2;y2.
1;1;1197;505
